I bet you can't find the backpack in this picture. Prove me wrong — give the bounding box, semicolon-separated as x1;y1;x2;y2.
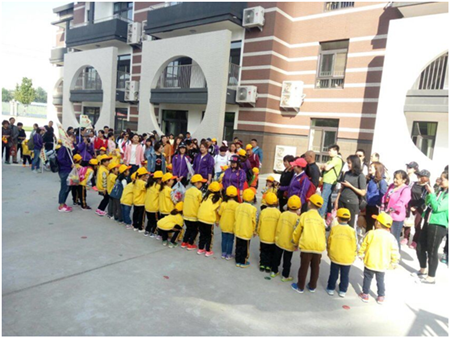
49;155;59;173
28;133;35;150
300;175;317;202
109;180;124;200
332;157;346;183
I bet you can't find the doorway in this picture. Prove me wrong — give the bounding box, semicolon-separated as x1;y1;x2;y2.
162;110;187;136
83;107;100;126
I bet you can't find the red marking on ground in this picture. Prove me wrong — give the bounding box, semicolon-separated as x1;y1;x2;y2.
163;276;169;279
342;305;350;310
81;236;87;239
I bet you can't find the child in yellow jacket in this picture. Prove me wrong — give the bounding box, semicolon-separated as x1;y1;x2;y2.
132;167;150;232
326;208;357;298
121;172;136;229
182;174;207;250
358;212;399;304
145;170;163;237
157;202;184;248
197;181;222;257
291;194;326;294
22;139;32;166
96;155;112;216
261;176;278;210
271;195;301;281
107;163;121;219
78;158;97;210
159;173;176;218
234;189;257;268
218;186;239;260
257;192;281;272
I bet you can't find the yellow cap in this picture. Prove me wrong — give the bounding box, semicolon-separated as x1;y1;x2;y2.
73;154;82;162
212;138;217;142
162;173;174;182
372;212;393;228
99;147;106;151
131;172;137;181
98;155;112;162
309;194;323;208
238;149;247;157
243;188;255;202
265;192;278;205
89;159;98;166
137;167;149;176
266;176;275;182
226;186;238;197
287;195;301;210
167;164;173;170
246;144;252;150
174;201;184;212
119;165;131;174
337;208;351;219
208;181;221;192
191;174;207;183
153;171;164;179
252;167;259;174
107;163;120;171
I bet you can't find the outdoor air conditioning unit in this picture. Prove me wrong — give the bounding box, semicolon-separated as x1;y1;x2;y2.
243;6;265;30
236;86;258;106
125;81;139;101
127;22;142;45
280;81;306;112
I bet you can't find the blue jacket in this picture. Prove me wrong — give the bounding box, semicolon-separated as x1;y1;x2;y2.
366;177;388;207
33;133;43;150
57;146;73;174
77;142;95;162
253;146;263;163
145;146;166;173
172;153;189;178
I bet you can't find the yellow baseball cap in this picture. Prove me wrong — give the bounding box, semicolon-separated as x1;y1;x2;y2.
337;208;351;219
137;167;149;176
162;173;174;182
208;181;221;192
226;186;238;197
119;165;131;174
243;188;255;202
73;154;82;162
309;194;323;208
265;192;278;205
98;155;112;162
153;171;164;179
174;201;184;212
107;163;120;171
191;174;207;183
287;195;301;210
212;138;217;142
246;144;252;150
220;165;229;171
266;176;275;182
238;149;246;157
89;159;98;166
372;212;393;228
131;172;137;181
252;167;259;174
99;147;106;151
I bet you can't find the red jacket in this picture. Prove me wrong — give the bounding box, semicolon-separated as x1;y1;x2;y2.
94;137;108;150
248;153;260;169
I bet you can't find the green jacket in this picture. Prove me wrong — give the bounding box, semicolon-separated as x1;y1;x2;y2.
425;190;448;228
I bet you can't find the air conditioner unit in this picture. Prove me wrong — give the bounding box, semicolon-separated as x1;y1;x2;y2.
127;22;142;45
141;20;149;41
236;86;258;105
280;81;306;112
243;6;265;30
125;81;139;101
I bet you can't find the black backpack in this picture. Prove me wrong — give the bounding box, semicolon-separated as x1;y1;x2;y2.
49;153;59;173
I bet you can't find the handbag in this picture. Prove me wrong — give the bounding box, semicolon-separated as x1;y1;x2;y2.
67;167;80;186
358;174;367;211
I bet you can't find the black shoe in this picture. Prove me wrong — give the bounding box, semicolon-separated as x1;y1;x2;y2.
259;265;265;272
13;161;19;164
265;267;271;273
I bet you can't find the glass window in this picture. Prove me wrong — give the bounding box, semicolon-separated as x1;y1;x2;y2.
316;40;349;89
117;54;131;89
162;110;187;136
114;2;133;21
83;107;100;126
411;121;437;159
309;119;339;163
223;112;235;141
324;2;355;12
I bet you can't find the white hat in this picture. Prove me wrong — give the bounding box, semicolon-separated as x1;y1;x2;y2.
222;140;228;147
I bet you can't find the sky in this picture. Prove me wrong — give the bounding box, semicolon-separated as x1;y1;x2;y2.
1;1;66;91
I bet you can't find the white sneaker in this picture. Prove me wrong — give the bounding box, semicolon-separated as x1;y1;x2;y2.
326;289;334;296
338;291;346;298
138;229;145;233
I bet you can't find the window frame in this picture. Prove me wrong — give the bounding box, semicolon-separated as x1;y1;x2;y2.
113;2;133;21
324;2;355;12
308;118;339;163
315;41;349;89
411;121;438;159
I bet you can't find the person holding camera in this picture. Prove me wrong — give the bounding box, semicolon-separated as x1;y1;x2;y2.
77;135;95;167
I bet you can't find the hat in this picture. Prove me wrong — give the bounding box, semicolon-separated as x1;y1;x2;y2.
212;138;217;142
252;167;259;174
98;155;112;163
226;186;238;197
337;208;351;219
119;165;131;174
137;167;149;176
287;195;301;210
220;165;229;171
179;142;187;148
265;192;278;205
243;188;255;202
290;158;307;168
417;169;431;178
131;172;137;181
107;163;120;171
191;174;207;183
309;194;324;208
73;154;82;162
230;155;239;163
246;144;253;150
208;181;221;192
206;138;212;142
174;201;184;212
89;159;98;166
167;164;173;170
222;140;228;147
238;149;247;157
266;176;275;182
406;161;419;169
153;171;164;179
99;147;106;151
372;212;393;228
162;173;175;182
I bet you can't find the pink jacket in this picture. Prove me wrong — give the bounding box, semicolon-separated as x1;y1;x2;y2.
123;143;145;166
382;184;412;221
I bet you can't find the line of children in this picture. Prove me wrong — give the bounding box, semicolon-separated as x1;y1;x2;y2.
144;170;163;237
234;188;257;267
132;167;151;232
218;186;239;260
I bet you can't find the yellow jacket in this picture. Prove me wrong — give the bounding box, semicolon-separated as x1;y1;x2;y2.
107;173;117;195
80;167;94;186
157;213;184;231
145;183;160;213
292;209;326;254
358;229;400;272
275;211;300;252
159;185;174;215
197;195;222;225
234;202;257;240
22;142;30;156
327;224;357;266
261;187;278;206
183;187;203;221
133;179;147;206
218;199;239;234
120;182;134;206
96;165;109;192
257;207;281;244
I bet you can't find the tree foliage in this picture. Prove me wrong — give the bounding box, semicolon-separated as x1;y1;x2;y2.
14;77;36;106
2;88;12;102
34;87;47;103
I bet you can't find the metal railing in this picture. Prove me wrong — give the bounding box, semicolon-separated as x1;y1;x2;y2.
412;53;448;90
324;2;355;11
73;70;102;90
70;13;133;28
149;2;181;11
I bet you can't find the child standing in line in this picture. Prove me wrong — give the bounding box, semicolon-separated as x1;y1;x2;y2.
182;174;207;250
291;194;326;294
358;212;399;304
107;163;121;218
121;172;136;229
159;173;176;219
326;208;357;298
197;181;222;257
22;139;32;167
260;176;278;210
71;154;83;206
234;188;257;268
145;170;163;237
96;147;107;162
157;202;185;248
112;164;130;223
78;158;97;210
257;192;281;272
132;167;151;232
96;154;112;216
271;195;301;281
218;186;239;260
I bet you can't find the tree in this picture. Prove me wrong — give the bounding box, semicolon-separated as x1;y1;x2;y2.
14;77;36;108
2;88;12;102
34;87;47;103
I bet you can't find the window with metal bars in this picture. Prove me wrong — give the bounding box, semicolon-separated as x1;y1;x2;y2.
324;2;355;11
413;53;448;90
316;40;349;89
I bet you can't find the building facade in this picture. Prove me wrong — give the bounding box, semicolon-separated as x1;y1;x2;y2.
48;2;448;173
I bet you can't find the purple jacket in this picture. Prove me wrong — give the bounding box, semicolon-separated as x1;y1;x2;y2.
382;184;412;221
214;144;219;156
222;168;246;191
279;171;311;205
33;133;43;150
77;142;95;162
193;153;214;179
172;154;189;178
57;146;73;174
240;159;252;175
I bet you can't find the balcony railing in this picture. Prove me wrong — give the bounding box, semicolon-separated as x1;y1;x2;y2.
412;53;448;90
324;2;355;11
73;71;102;90
70;14;133;29
148;2;181;11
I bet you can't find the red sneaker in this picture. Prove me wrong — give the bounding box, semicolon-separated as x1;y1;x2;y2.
359;293;369;303
376;296;385;305
197;249;206;255
181;242;188;249
92;186;98;191
187;244;198;251
205;251;214;257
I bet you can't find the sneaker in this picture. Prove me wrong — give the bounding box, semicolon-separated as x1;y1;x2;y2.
63;205;73;212
96;209;104;216
181;242;188;249
259;265;265;272
338;291;346;298
291;283;304;294
187;244;198;251
125;224;133;229
376;296;385;305
162;240;168;246
22;164;26;167
326;289;335;296
144;231;149;237
411;271;428;279
236;263;241;267
281;276;293;282
270;272;279;278
168;242;178;249
205;251;214;257
138;229;145;233
149;233;155;238
240;262;250;268
92;186;98;191
307;283;316;293
265;267;271;273
81;206;92;210
197;249;206;255
400;238;408;245
441;254;448;264
58;205;72;213
359;293;369;303
221;253;227;259
226;254;232;261
155;235;162;241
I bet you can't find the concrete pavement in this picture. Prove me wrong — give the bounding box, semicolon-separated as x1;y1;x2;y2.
2;164;448;336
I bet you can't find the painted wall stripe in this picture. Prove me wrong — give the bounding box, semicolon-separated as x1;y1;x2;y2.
241;107;377;118
238;120;374;133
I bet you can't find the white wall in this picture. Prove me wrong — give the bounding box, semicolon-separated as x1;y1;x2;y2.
94;2;114;21
47;66;64;127
372;13;449;182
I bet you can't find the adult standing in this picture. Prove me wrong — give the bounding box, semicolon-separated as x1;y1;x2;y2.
212;138;219;156
124;134;145;175
32;127;46;173
172;143;190;186
221;155;246;200
334;155;367;228
238;149;252;182
304;150;320;189
408;170;430;249
319;144;344;218
193;142;214;184
2;120;12;164
206;138;216;156
9;117;19;163
250;138;263;165
279;158;311;211
94;130;108;155
406;161;419;187
229;143;237;155
214;146;229;180
147;141;166;173
17;123;26;163
77;135;95;166
277;155;295;212
57;145;74;213
118;133;130;155
161;135;173;165
356;149;369;176
364;162;388;232
246;144;260;169
43;120;56;152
